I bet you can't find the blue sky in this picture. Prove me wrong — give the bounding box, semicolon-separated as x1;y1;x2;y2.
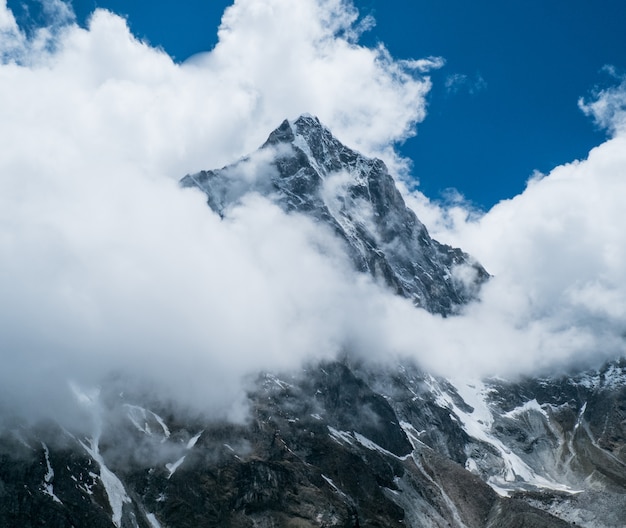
8;0;625;208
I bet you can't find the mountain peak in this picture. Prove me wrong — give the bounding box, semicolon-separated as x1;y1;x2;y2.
263;118;296;145
264;114;324;143
182;116;488;315
263;114;362;178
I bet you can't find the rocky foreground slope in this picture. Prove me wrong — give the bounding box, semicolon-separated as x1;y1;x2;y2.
2;358;626;527
1;117;625;527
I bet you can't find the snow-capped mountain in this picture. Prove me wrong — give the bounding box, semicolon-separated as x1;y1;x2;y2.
1;117;625;528
181;115;488;316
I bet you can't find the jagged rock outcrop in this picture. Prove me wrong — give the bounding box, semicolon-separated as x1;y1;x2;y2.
181;115;488;316
0;360;591;528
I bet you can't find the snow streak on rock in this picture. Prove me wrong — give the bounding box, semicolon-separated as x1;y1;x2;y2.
80;436;131;528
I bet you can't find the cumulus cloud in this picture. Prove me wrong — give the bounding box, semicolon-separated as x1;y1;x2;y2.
187;0;434;170
0;0;435;429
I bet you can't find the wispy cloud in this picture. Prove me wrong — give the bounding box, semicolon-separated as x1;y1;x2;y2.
579;66;626;135
444;72;487;95
402;56;446;73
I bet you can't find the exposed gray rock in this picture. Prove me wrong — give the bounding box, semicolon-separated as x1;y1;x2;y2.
0;359;597;527
181;115;488;316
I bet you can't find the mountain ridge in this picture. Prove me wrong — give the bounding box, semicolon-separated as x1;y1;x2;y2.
181;115;489;316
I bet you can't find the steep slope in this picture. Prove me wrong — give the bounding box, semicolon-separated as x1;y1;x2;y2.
0;362;579;528
358;358;626;527
13;358;626;527
181;115;488;316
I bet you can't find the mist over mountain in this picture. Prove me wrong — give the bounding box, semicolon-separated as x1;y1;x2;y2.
2;0;626;526
181;115;488;316
2;116;626;528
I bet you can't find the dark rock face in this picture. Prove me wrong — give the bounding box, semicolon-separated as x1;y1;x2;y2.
2;357;626;527
181;115;488;316
0;361;590;528
0;431;131;528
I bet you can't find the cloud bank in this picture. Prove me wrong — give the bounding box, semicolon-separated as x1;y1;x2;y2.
0;0;436;427
0;0;625;431
408;75;626;375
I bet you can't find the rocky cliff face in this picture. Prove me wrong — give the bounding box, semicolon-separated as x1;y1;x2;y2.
4;359;626;527
181;115;488;316
1;117;625;528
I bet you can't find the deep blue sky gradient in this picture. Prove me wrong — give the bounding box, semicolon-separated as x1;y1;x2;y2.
9;0;626;209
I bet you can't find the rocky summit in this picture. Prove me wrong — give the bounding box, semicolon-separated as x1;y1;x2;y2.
1;117;625;528
181;115;489;316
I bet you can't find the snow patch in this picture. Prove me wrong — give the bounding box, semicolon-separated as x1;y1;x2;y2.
264;373;293;391
186;431;203;450
327;427;409;460
353;432;410;460
574;402;587;434
71;384;131;527
465;457;479;475
291;125;323;176
124;404;171;439
76;473;97;496
152;413;171;438
80;437;131;528
503;399;549;419
573;366;626;390
166;456;186;478
444;379;579;495
328;426;354;446
146;513;162;528
321;474;353;504
400;421;426;450
41;443;62;504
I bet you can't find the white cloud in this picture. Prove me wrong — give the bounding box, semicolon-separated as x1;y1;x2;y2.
0;0;435;429
579;71;626;135
408;79;626;375
187;0;433;170
0;0;25;60
444;72;487;95
402;56;446;73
